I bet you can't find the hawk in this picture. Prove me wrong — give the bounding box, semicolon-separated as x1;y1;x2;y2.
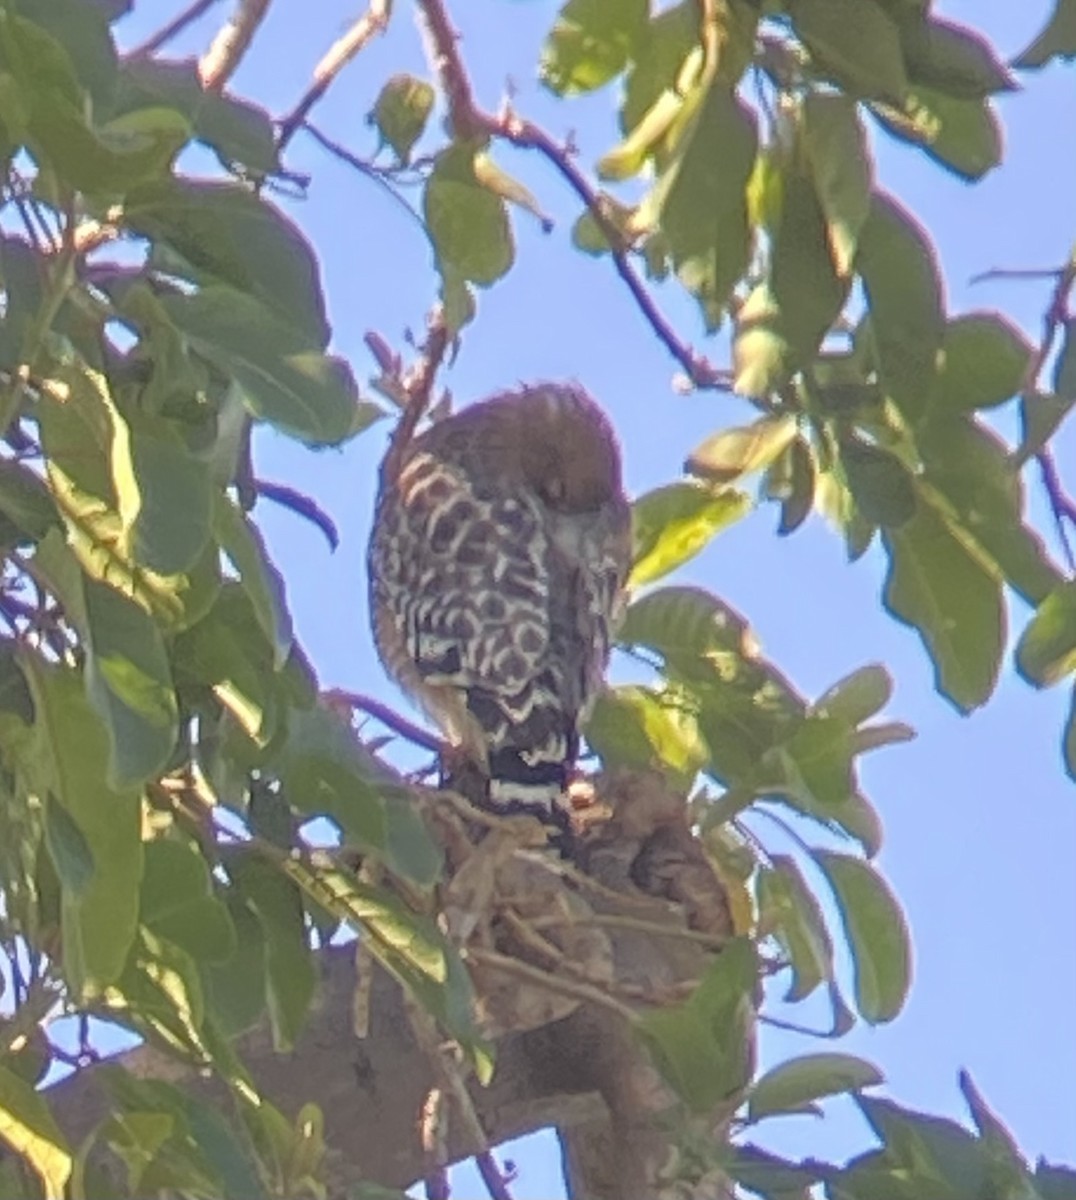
368;383;631;845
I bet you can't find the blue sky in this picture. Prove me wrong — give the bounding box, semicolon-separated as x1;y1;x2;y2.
108;2;1076;1195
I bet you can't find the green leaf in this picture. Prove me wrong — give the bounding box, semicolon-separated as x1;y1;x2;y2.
1016;583;1076;687
871;88;1002;181
44;792;94;896
931;312;1032;413
630;483;750;587
127;180;329;347
638;937;756;1112
371;73;434;164
757;855;832;1002
274;705;387;844
839;438;917;528
733;282;796;398
856;191;945;422
0;460;61;543
1013;0;1076;68
648;84;756;328
813;664;893;726
202;897;267;1037
228;852;315;1053
162;287;360;445
283;862;485;1067
141;839;236;965
21;656;142;996
424;141;514;288
771;435;817;535
1036;1161;1076;1200
541;0;647;95
958;1070;1030;1191
802;94;872;277
114;58;277;173
125;418;213;575
882;499;1003;712
585;684;708;784
620;1;703;138
724;1144;824;1197
35;98;190;195
686;414;798;484
851;1094;988;1196
103;1070;272;1200
0;642;34;724
82;577;179;787
211;493;293;669
10;0;117;106
918;414;1061;606
790;0;908;102
748;1052;883;1122
813;850;911;1023
0;1062;71;1200
618;585;756;677
1016;391;1076;469
37;360;219;630
770;166;849;362
900;17;1017;97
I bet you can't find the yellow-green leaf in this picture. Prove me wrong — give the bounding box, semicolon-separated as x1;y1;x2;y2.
0;1063;71;1200
630;483;750;587
687;414;798;483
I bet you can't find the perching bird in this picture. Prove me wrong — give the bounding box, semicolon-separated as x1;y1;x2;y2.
368;382;631;845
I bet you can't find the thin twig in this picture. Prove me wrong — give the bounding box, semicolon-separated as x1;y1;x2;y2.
413;0;733;392
1037;448;1076;571
380;306;451;489
325;689;444;754
301;121;426;231
255;478;340;550
968;265;1064;286
127;0;223;58
524;910;730;950
475;1152;515;1200
277;1;392;153
199;0;272;91
465;947;639;1024
1020;248;1076;571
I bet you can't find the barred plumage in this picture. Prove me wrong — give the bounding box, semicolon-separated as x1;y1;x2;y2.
368;383;630;838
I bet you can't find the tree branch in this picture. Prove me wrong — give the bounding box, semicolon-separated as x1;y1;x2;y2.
199;0;272;90
277;0;393;154
414;0;733;393
1021;247;1076;570
127;0;224;58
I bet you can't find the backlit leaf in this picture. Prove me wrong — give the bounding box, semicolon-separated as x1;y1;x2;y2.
748;1052;883;1122
630;483;750;587
687;414;798;484
541;0;647;95
814;850;911;1023
802;94;872;277
371;73;434;164
1016;583;1076;687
